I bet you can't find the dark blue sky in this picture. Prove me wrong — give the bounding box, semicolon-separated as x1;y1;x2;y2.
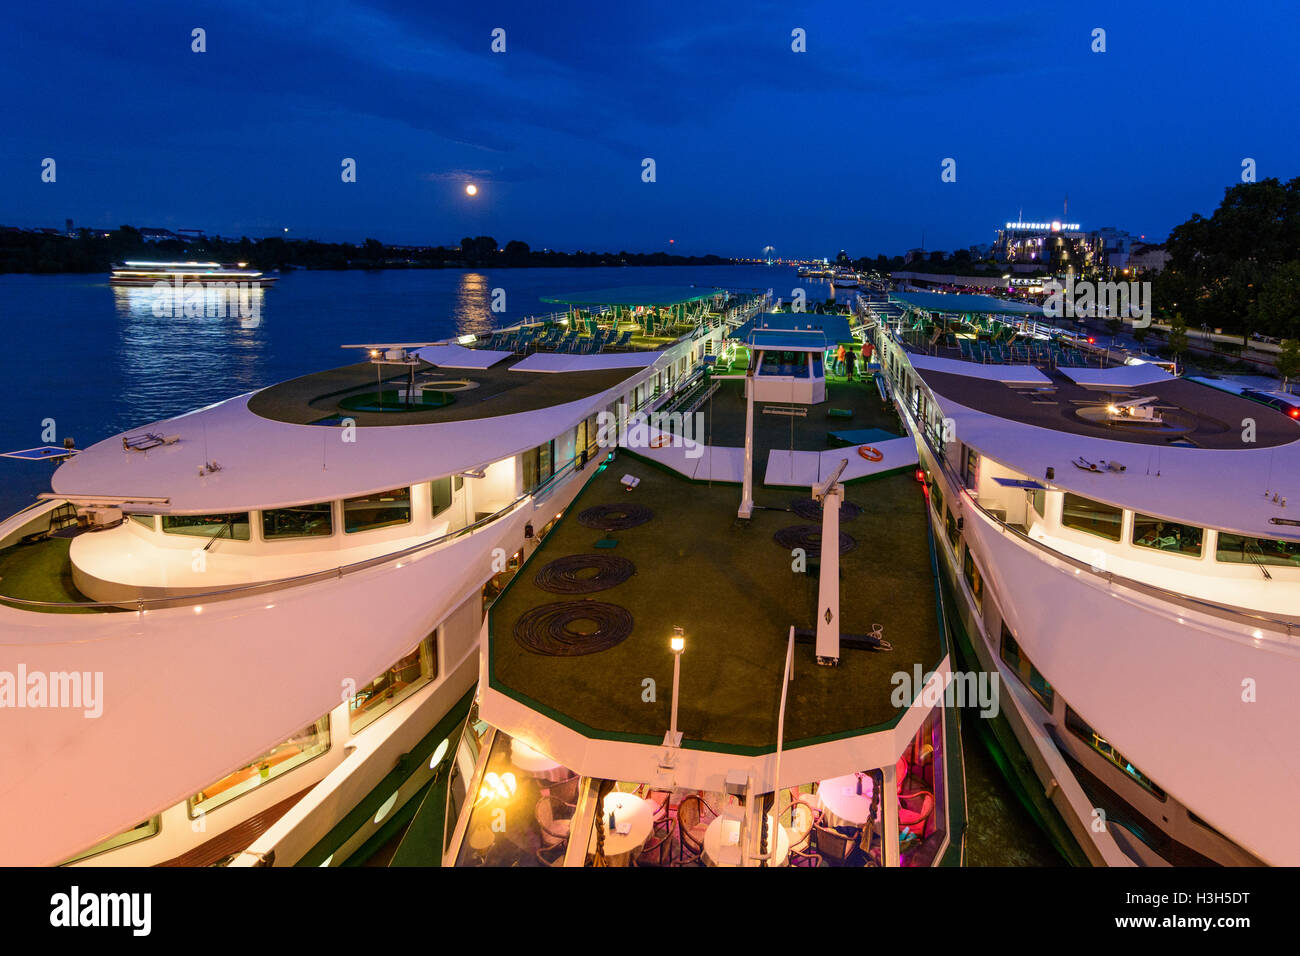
3;0;1297;258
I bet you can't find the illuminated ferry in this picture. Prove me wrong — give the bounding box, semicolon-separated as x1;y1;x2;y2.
109;260;278;286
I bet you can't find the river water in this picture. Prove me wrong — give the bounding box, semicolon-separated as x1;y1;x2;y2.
0;264;1060;865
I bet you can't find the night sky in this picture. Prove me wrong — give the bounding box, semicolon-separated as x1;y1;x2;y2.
3;0;1297;258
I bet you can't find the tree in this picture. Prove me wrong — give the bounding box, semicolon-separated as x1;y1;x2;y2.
504;239;530;264
1256;261;1300;339
1277;339;1300;393
1167;312;1189;366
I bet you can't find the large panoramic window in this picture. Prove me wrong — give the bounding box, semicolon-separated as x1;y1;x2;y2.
343;487;411;534
350;632;438;732
1216;532;1300;567
1061;493;1122;541
1000;624;1054;713
1131;513;1202;557
161;512;250;540
1065;707;1165;800
430;477;454;518
262;502;333;539
189;716;331;817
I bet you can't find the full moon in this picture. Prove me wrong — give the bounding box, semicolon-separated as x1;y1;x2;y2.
465;183;478;196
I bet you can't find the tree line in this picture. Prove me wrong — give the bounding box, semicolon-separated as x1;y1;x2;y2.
0;226;734;274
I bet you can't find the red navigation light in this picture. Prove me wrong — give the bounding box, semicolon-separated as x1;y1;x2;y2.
1289;407;1299;419
1087;336;1095;344
915;468;927;483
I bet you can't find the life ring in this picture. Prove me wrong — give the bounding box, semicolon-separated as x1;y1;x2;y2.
649;435;673;449
858;445;884;462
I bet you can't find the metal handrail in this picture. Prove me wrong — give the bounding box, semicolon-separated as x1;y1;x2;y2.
0;457;585;612
892;360;1300;642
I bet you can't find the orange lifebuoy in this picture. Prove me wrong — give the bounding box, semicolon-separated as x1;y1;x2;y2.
858;445;884;462
649;435;672;449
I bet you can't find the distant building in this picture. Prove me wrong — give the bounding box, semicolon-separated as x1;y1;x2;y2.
904;247;926;264
139;227;181;243
1127;241;1170;274
993;218;1099;272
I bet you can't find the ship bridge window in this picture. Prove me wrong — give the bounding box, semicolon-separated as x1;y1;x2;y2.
343;487;411;534
1216;532;1300;567
1131;514;1202;557
127;513;156;531
1061;493;1122;542
162;512;250;541
1064;707;1165;800
262;502;333;539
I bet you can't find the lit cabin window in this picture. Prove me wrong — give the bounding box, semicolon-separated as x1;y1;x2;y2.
343;488;411;534
162;512;250;540
1065;707;1166;800
1061;493;1122;542
1216;532;1300;567
999;624;1054;712
962;547;983;610
1131;514;1202;557
262;502;333;539
59;818;160;865
189;716;330;817
349;632;438;732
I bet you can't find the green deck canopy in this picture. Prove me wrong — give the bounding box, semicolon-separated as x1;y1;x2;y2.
891;291;1042;317
540;286;724;307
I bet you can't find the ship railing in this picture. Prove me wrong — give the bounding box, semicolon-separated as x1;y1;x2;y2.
0;456;585;613
902;377;1300;645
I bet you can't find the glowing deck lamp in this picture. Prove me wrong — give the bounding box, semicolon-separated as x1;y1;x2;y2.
665;626;685;748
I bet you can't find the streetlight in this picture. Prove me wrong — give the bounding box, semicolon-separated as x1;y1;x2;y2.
665;626;685;747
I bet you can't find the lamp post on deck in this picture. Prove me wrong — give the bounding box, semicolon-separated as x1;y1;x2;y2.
664;626;685;747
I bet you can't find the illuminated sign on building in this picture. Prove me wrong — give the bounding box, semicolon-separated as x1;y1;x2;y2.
1005;221;1081;231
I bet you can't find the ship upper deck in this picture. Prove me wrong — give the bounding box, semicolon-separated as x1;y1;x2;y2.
248;357;649;427
487;451;943;752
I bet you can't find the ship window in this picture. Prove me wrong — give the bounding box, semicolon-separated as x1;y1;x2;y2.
350;632;438;732
999;624;1054;712
127;513;156;531
929;478;944;518
961;446;979;490
945;509;960;547
1064;707;1165;800
431;477;454;518
962;547;983;610
1216;532;1300;567
1061;493;1122;541
343;487;411;534
454;475;464;493
189;716;331;817
59;817;160;865
521;441;555;492
162;512;250;540
1131;514;1202;557
1030;489;1045;519
262;502;333;539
